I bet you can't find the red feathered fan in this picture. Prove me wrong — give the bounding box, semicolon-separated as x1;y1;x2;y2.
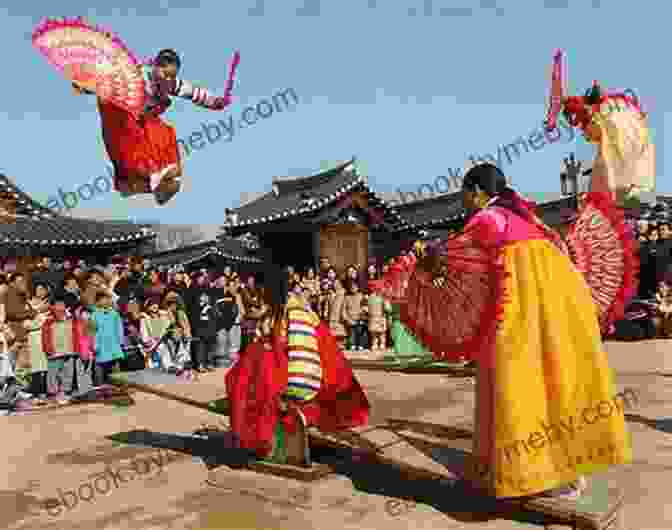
371;232;507;361
567;192;639;333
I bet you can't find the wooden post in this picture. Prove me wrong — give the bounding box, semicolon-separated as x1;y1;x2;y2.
16;255;37;295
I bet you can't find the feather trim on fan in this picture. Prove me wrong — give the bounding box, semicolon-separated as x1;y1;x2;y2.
544;49;565;132
567;191;639;333
369;253;417;304
32;16;145;117
371;227;510;362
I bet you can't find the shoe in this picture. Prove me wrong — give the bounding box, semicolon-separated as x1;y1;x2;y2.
16;390;32;400
196;368;208;374
154;174;181;205
540;482;583;500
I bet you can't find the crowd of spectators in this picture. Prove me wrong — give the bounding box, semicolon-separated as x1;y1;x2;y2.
0;255;397;408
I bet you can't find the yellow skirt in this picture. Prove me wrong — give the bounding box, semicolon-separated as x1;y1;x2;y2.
469;239;632;497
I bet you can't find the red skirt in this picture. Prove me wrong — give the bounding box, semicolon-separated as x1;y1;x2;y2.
225;341;288;457
225;323;370;456
97;100;180;193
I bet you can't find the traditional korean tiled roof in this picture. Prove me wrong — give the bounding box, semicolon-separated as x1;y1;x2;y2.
222;158;410;232
146;239;262;267
534;194;579;226
0;174;156;248
636;194;672;221
392;192;466;231
217;237;262;263
393;191;579;231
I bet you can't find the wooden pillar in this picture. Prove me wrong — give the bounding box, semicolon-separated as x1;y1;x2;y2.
16;255;37;294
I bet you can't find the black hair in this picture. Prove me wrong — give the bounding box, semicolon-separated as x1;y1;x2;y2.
462;163;507;195
50;293;66;305
33;282;51;294
154;49;181;70
462;163;528;220
584;83;603;105
8;272;24;283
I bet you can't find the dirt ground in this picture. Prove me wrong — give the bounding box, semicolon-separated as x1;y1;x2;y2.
2;340;671;529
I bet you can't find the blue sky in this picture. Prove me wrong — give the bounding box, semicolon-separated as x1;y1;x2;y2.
1;0;667;235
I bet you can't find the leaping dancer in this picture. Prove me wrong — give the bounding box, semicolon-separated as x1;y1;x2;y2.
544;49;655;203
32;16;240;205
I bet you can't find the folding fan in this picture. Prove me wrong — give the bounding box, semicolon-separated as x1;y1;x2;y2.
371;230;507;361
567;192;639;333
32;16;145;117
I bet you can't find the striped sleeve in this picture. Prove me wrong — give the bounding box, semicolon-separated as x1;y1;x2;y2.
284;307;322;403
173;78;220;110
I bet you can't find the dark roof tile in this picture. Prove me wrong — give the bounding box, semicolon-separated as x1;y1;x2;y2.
0;174;155;247
393;192;466;230
223;159;410;231
147;239;262;267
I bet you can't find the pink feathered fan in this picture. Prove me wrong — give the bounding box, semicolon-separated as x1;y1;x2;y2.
544;49;565;132
567;192;639;333
32;17;145;117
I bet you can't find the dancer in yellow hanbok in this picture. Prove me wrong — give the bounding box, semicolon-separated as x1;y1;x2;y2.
372;163;638;499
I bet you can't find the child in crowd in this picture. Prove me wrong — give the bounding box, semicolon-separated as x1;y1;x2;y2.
367;290;390;351
73;304;96;371
91;292;125;386
41;296;91;402
342;280;368;351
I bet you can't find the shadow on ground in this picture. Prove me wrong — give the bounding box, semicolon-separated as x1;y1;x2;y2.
106;420;555;527
107;428;254;469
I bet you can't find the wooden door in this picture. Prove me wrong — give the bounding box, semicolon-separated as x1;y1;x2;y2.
320;224;368;275
320;225;366;274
